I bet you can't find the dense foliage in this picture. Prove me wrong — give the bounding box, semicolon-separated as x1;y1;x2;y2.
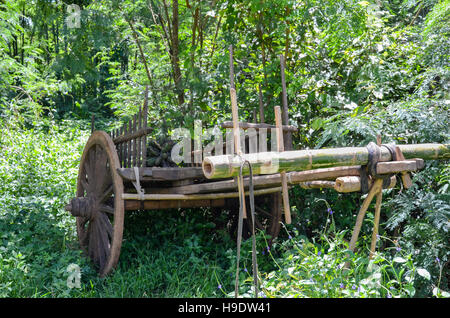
0;0;448;298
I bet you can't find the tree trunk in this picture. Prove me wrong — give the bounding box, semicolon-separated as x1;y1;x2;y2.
172;0;185;107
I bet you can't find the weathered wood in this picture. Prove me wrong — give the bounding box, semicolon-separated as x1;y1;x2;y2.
202;143;450;179
395;146;413;188
258;83;265;123
117;167;205;181
137;108;142;167
348;178;383;254
230;88;241;155
120;126;124;167
132;114;137;166
280;54;292;150
151;166;361;195
334;176;396;193
275;105;291;224
127;120;132;167
124;198;225;210
376;159;424;175
91;114;95;133
220;121;298;132
142;86;148;167
122;186;283;201
370;190;383;259
300;181;335;189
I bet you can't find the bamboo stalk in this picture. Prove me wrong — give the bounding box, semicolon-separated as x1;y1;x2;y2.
334;176;396;193
122;186;283;201
300;181;335;189
275;105;291;224
202;143;450;179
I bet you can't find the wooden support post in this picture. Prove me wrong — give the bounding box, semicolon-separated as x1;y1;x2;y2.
275;105;291;224
370;189;383;259
347;178;383;262
229;45;246;219
142;85;148;167
280;54;292;150
91;115;95;133
395;146;413;189
370;135;383;259
258;83;265;123
128;119;132;167
133;114;137;166
137;107;142;167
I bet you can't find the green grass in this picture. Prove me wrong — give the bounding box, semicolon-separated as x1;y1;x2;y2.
0;120;448;298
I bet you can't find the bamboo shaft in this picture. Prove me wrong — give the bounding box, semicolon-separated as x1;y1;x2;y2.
202;143;450;179
275;106;291;224
121;187;283;201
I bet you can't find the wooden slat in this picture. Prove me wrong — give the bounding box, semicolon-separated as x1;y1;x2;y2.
128;120;132;167
137;107;142;167
133;114;137;166
117;167;205;181
122;186;283;201
142;86;148;167
123;124;128;167
148;166;361;195
376;159;424;175
120;126;125;167
124;198;225;210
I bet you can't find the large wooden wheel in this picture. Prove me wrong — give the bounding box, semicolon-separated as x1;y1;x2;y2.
65;131;124;277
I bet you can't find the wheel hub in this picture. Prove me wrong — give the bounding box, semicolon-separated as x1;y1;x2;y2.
65;196;98;219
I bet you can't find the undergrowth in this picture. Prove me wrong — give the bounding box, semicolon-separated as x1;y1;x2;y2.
0;120;448;298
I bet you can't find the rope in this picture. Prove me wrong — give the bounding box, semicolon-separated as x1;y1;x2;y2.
234;157;259;298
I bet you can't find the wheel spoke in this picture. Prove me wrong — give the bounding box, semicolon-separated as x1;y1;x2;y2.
87;222;98;264
100;212;114;240
99;204;114;215
99;185;114;203
95;221;109;271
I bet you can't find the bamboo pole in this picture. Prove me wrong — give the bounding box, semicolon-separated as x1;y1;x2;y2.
122;187;282;201
275;106;291;224
229;45;247;219
202;143;450;179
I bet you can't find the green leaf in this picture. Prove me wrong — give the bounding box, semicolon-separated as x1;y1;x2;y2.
417;268;431;280
393;257;407;263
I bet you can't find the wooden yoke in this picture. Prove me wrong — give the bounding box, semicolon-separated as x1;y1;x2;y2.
346;135;421;266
